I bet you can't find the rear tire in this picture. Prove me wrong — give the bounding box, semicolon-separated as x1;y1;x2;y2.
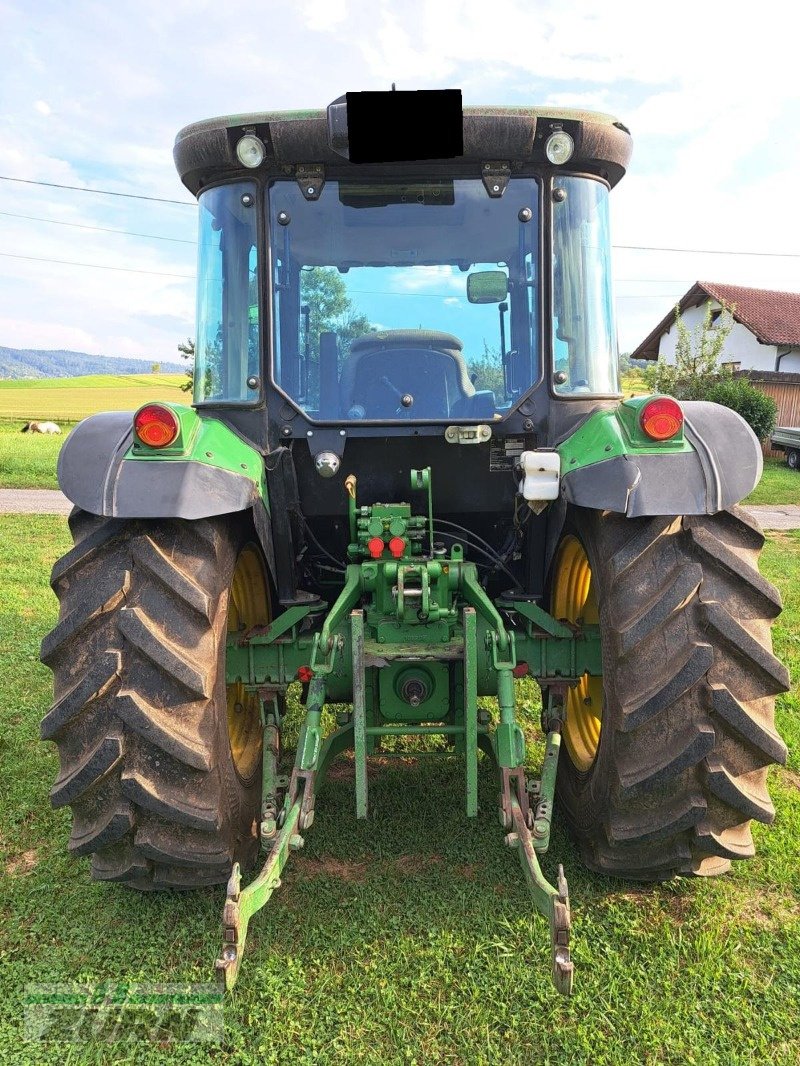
787;449;799;470
550;505;789;879
41;510;268;889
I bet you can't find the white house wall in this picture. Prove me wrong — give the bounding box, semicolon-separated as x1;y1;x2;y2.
657;301;778;371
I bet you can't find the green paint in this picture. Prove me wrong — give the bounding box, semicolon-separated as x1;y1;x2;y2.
229;606;601;695
296;677;326;770
126;403;266;487
557;398;693;476
498;597;573;639
494;663;526;768
410;466;435;555
259;697;282;845
351;610;368;819
220;467;594;995
532;730;561;852
464;607;478;817
215;797;302;990
378;661;450;722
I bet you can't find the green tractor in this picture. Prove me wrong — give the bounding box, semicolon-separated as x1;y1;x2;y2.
41;90;789;995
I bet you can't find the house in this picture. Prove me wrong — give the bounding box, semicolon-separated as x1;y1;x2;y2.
631;281;800;373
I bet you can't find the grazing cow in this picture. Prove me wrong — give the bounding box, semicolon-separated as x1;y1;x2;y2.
21;421;62;434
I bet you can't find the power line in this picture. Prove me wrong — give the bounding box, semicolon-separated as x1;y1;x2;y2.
616;278;800;284
614;243;800;259
0;251;194;279
0;210;196;244
3;174;800;260
0;174;193;207
4;173;800;265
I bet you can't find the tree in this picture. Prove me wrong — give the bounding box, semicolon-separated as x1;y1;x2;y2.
177;338;194;393
643;301;777;441
150;362;161;375
644;301;735;397
466;341;505;398
178;269;371;397
619;350;649;373
300;267;372;360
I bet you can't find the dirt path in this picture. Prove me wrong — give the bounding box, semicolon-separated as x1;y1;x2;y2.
1;489;799;529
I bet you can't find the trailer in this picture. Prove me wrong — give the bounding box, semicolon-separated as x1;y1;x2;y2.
770;426;800;469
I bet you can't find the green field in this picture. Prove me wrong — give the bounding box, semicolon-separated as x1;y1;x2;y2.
0;516;798;1064
619;369;649;396
0;373;187;422
0;374;189;489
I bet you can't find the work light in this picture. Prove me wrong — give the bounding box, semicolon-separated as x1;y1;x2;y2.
236;134;266;168
545;130;574;165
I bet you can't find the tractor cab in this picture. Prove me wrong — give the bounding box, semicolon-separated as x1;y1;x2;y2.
186;98;626;424
176;93;633;607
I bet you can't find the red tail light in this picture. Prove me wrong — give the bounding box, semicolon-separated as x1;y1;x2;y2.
134;404;179;448
639;397;683;441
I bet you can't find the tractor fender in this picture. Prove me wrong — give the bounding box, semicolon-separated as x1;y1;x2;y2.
57;411;276;578
560;401;763;517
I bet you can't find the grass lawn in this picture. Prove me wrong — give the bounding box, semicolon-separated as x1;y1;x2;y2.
744;457;800;507
0;516;798;1064
0;421;69;489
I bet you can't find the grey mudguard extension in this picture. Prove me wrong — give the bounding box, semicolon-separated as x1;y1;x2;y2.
561;401;763;517
58;411;259;519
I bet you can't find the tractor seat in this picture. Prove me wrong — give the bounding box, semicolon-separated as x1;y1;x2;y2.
340;330;475;419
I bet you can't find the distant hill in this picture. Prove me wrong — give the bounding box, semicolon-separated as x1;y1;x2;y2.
0;346;186;379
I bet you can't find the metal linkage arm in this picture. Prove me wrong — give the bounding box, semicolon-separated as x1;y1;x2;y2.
311;565;361;673
216;675;356;992
215;797;303;991
497;720;574;996
460;564;513;656
507;791;574;995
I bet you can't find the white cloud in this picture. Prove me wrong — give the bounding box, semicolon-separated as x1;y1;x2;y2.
34;100;51;116
391;265;464;293
0;316;96;352
304;0;348;32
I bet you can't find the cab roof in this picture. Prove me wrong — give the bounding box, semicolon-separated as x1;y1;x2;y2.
174;105;632;197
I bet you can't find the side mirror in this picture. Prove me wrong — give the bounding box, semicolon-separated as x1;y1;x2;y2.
467;270;508;304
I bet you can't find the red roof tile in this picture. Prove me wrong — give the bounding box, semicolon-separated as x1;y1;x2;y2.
630;282;800;360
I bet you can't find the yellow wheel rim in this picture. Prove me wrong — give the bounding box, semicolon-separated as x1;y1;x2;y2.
551;535;603;773
226;545;270;781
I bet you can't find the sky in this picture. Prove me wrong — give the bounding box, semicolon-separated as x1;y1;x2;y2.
2;0;800;363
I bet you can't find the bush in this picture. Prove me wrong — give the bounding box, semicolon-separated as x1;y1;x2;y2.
696;377;778;442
